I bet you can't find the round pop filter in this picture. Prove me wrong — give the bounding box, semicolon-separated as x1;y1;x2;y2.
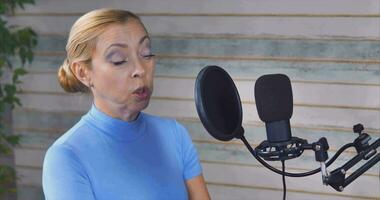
194;66;244;141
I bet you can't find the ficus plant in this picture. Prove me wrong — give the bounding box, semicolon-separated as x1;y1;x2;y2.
0;0;37;197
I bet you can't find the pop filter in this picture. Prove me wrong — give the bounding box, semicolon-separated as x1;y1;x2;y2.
194;66;244;141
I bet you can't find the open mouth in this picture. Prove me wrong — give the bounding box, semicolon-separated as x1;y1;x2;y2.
132;87;150;100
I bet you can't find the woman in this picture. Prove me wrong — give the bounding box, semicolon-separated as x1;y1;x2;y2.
42;8;210;200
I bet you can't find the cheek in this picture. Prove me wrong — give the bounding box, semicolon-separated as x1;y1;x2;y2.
146;63;155;86
93;66;132;97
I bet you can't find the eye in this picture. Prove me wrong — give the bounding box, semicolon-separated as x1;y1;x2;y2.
142;54;155;60
112;60;127;66
106;51;127;66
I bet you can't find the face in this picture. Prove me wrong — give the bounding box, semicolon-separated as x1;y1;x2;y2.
88;20;155;120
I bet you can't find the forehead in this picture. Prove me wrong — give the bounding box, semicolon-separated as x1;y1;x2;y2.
95;20;147;49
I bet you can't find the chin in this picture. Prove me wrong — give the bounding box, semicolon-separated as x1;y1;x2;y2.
133;98;150;112
141;99;151;111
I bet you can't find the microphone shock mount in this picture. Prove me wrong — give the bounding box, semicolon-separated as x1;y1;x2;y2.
255;137;307;161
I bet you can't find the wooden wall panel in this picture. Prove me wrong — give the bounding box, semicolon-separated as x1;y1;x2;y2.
18;0;380;15
9;15;380;38
19;73;380;109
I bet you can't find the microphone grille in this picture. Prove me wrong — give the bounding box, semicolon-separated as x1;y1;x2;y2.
254;74;293;122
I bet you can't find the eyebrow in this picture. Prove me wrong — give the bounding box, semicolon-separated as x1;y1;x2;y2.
105;43;128;54
139;35;150;45
104;35;150;53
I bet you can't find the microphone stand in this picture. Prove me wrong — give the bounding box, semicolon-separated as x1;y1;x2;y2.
291;131;380;192
323;124;380;191
239;123;380;192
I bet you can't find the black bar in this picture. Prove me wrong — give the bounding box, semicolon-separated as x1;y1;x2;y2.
371;138;380;149
344;153;380;187
341;138;380;171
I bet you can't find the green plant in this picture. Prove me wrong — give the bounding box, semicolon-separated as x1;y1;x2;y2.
0;0;37;197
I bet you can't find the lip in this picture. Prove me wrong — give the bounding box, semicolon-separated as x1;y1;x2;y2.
132;87;150;101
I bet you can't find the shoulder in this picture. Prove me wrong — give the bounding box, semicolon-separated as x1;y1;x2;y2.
45;118;96;165
45;123;84;161
44;142;77;164
43;139;89;193
43;142;85;177
52;120;88;146
43;119;93;174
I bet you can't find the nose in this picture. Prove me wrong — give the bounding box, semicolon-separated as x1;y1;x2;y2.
131;58;146;78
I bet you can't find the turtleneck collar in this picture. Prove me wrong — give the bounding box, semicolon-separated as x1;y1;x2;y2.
83;104;147;142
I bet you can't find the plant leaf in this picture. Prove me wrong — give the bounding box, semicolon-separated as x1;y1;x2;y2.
5;135;20;146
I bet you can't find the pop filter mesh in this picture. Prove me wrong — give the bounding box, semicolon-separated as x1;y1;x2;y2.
195;66;242;141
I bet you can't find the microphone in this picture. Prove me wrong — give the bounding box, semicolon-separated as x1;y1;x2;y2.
254;74;293;143
254;74;307;161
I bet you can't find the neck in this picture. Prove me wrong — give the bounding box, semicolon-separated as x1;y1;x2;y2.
93;99;139;122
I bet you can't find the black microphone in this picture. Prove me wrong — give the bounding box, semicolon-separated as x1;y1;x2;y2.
254;74;293;143
254;74;307;161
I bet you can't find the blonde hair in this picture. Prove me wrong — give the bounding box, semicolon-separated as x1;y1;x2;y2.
58;8;143;93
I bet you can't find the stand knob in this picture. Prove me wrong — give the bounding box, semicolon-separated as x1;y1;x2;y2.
353;124;364;134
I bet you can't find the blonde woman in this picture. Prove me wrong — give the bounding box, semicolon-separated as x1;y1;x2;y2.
42;8;210;200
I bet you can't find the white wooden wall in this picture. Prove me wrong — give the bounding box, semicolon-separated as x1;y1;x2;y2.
8;0;380;199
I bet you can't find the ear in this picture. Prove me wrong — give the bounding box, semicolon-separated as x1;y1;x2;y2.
71;61;92;87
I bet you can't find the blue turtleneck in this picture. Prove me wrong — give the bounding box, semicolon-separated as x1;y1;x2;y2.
42;104;202;200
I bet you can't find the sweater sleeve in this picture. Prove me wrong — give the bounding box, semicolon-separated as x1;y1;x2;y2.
42;144;95;200
175;121;202;180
